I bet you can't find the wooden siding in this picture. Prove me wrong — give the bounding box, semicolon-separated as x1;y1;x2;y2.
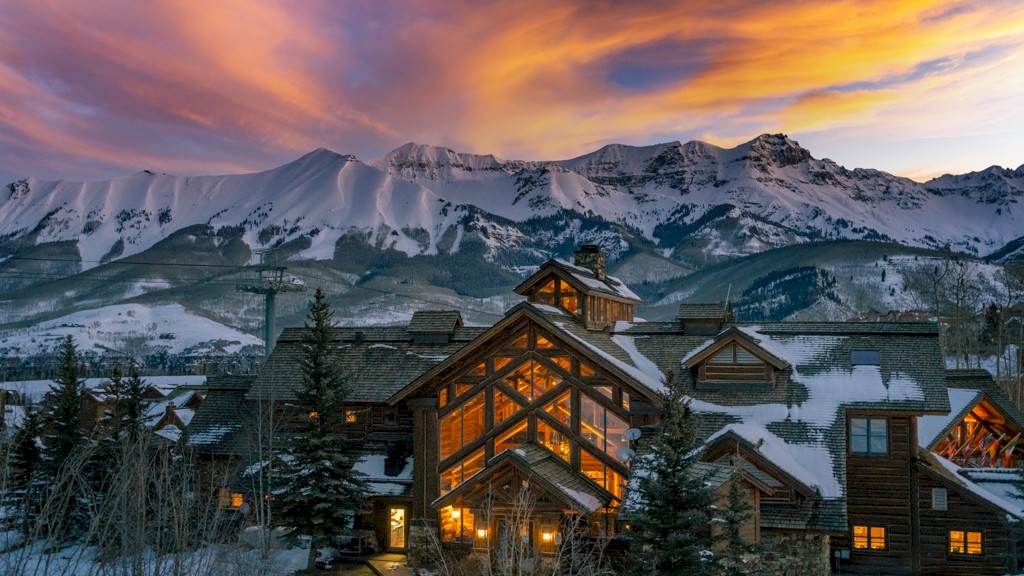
917;465;1016;576
843;414;916;575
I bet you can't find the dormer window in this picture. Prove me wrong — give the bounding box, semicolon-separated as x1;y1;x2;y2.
701;343;770;383
851;350;880;366
683;331;787;391
536;279;580;314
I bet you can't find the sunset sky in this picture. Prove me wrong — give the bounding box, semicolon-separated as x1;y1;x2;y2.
1;0;1022;186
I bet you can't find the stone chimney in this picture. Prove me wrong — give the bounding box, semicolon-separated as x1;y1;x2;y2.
573;245;605;280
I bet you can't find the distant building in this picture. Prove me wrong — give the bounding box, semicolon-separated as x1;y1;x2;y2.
197;246;1021;575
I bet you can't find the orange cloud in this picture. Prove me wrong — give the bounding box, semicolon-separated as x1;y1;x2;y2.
0;0;1021;180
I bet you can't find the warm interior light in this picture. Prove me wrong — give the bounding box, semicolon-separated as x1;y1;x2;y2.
309;411;318;418
542;532;554;542
477;528;488;538
451;509;461;519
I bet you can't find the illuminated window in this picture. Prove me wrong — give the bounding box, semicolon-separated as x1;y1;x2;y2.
580;394;630;463
543;391;571;426
580;363;596;377
439;392;485;461
439;449;485;494
537;279;556;306
538;419;571;462
470;362;486;376
512;333;528;349
503;360;562;401
558;280;579;314
217;487;244;509
493;389;523;425
309;411;318;419
439;388;448;408
494;357;513;372
441;506;475;543
850;418;887;455
580;449;624;501
550;356;571;371
622;391;631;411
595;385;613;399
495;420;528;455
949;530;983;555
345;410;357;423
852;525;886;550
536;335;555;349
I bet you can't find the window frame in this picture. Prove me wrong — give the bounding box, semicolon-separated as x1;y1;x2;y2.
852;524;887;551
948;529;984;556
849;417;889;456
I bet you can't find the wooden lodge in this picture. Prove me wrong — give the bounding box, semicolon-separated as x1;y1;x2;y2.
190;246;1024;574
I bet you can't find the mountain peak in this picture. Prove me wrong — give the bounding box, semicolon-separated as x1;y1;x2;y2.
371;142;503;172
743;133;812;168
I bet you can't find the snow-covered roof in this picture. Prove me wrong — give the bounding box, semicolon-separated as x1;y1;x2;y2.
918;388;982;448
513;259;641;303
928;454;1024;518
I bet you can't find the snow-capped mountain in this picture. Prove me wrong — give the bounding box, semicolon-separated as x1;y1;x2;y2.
3;134;1021;272
0;134;1021;364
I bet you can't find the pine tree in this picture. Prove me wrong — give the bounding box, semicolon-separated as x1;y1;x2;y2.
43;336;87;477
42;335;92;538
629;374;717;575
7;401;45;536
274;288;369;569
718;468;755;576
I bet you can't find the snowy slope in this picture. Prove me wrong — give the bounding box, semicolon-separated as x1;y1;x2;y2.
3;134;1022;275
0;303;262;358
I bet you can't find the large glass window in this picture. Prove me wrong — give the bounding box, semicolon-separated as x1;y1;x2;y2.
580;449;624;502
580;394;630;463
504;360;562;402
493;389;523;425
559;280;579;313
538;419;571;462
440;449;485;494
495;420;528;455
537;279;556;306
543;391;571;426
441;506;475;543
850;418;888;455
440;392;485;461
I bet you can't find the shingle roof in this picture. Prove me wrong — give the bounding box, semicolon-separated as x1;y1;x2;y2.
678;303;730;321
187;387;253;456
408;310;463;334
514;260;641;303
249;323;488;403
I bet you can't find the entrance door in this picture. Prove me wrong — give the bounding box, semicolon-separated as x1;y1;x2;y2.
389;507;407;550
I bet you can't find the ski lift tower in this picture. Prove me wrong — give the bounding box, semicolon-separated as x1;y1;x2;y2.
237;250;306;359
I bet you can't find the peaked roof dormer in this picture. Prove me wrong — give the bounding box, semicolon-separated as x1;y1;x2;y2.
919;369;1024;468
681;327;789;389
514;246;640;330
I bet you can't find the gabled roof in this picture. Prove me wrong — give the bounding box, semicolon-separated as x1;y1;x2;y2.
918;369;1024;449
918;448;1024;518
251;323;487;404
389;303;673;404
514;259;640;303
678;303;731;321
433;443;609;513
187;385;253;456
703;425;820;498
408;310;463;334
680;326;789;370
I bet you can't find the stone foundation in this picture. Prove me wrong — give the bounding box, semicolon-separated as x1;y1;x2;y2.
753;533;831;576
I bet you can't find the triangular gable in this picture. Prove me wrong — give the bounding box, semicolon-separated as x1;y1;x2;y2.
433;447;609;513
388;303;659;405
702;429;818;499
681;327;789;371
917;449;1023;519
514;260;640;304
922;390;1024;467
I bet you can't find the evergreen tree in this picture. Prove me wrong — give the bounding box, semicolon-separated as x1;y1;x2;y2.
7;401;45;536
43;336;88;476
718;468;755;576
42;335;92;539
274;288;369;569
628;374;717;575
